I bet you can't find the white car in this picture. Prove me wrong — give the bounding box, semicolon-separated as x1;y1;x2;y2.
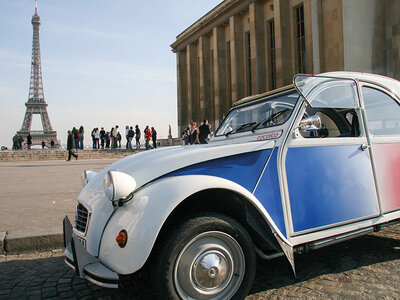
64;72;400;299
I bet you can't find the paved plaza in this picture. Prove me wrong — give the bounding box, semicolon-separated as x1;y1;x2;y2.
0;224;399;298
0;158;399;298
0;159;118;250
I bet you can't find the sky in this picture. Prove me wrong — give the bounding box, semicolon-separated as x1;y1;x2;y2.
0;0;222;148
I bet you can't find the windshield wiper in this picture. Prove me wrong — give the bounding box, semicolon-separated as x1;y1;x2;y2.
251;109;290;132
225;122;256;137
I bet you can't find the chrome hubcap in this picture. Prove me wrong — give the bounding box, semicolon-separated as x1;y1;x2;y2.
174;231;245;299
192;250;229;289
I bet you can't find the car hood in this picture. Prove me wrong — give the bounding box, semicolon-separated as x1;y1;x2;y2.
77;140;275;256
81;140;275;203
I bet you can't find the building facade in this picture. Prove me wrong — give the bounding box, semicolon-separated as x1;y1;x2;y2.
171;0;400;134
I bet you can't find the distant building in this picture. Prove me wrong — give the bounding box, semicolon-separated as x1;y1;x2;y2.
171;0;400;134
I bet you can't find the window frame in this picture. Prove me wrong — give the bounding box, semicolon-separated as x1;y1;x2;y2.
361;84;400;137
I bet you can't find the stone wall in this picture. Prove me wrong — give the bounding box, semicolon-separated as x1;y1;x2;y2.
0;138;184;162
0;149;136;162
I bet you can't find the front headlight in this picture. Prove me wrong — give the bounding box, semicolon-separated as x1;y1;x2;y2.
103;170;136;203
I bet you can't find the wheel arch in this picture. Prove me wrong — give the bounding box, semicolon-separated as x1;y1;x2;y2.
150;187;283;262
99;175;289;275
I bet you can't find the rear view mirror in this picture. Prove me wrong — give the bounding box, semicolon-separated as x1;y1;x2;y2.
298;115;321;131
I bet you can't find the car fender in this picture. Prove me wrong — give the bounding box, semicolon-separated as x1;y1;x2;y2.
98;174;290;275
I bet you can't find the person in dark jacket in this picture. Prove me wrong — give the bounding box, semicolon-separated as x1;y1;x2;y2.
27;134;32;150
199;119;211;144
151;127;157;149
67;130;78;161
135;125;141;149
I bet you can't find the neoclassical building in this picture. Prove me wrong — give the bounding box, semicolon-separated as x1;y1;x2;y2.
171;0;400;134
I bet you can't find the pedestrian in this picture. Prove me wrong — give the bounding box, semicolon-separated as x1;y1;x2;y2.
128;126;134;149
144;126;152;150
66;130;78;161
182;127;190;145
199;119;211;144
12;135;18;150
125;125;130;149
50;140;54;148
91;128;96;149
94;128;100;149
27;133;32;150
100;127;106;149
190;121;200;144
105;132;111;148
151;127;157;149
135;125;141;149
41;141;45;149
111;125;119;149
72;127;79;149
117;131;122;148
78;126;84;149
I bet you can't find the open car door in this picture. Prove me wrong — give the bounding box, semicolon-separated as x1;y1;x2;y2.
283;75;380;235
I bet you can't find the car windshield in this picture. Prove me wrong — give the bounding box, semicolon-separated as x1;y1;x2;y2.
215;91;299;136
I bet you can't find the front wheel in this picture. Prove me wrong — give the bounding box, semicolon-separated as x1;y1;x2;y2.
153;213;256;299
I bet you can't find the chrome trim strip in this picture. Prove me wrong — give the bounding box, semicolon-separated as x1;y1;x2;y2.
290;213;380;237
252;144;276;194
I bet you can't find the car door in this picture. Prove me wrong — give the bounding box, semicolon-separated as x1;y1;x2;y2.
361;85;400;213
283;76;380;235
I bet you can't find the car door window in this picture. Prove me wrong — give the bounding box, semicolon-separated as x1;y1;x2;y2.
300;107;360;138
362;87;400;136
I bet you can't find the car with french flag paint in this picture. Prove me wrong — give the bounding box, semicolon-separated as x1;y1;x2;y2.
64;72;400;299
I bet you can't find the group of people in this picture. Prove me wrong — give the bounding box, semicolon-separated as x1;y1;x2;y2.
70;126;85;150
182;119;213;145
88;126;123;150
67;125;158;151
12;135;25;150
12;133;55;150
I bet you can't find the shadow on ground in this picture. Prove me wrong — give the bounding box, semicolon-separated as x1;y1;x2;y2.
0;225;399;299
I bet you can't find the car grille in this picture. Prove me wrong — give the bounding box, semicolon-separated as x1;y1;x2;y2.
75;203;89;234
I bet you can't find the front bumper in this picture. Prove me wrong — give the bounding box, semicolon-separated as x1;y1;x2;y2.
63;216;119;289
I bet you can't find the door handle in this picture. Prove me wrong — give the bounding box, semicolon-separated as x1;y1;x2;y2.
361;144;370;151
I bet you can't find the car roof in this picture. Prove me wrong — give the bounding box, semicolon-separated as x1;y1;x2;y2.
320;71;400;100
233;72;400;108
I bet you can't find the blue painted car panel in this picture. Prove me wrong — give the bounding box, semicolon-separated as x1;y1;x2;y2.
286;145;379;232
164;149;272;193
253;148;287;237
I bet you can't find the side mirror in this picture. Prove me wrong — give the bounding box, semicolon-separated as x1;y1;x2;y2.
298;115;321;131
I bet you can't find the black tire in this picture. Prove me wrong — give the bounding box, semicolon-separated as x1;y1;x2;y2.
153;213;256;299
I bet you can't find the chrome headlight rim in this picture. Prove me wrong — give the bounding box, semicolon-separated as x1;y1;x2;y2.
103;170;137;203
103;171;115;201
82;170;98;187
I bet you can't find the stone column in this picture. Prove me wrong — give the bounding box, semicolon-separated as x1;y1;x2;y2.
249;1;266;94
229;14;245;103
198;35;211;122
310;0;322;74
177;50;188;134
187;43;199;124
212;26;227;128
273;0;293;87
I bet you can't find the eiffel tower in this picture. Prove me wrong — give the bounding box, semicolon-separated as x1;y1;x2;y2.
16;0;60;148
